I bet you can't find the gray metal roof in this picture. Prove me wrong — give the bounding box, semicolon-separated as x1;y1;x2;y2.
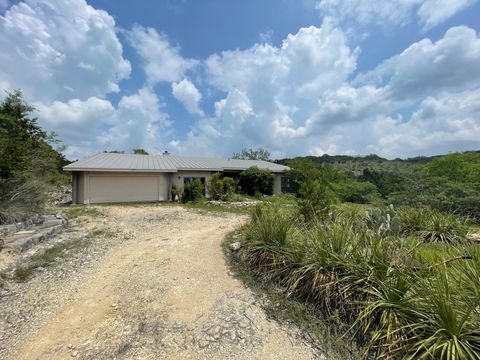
63;153;290;173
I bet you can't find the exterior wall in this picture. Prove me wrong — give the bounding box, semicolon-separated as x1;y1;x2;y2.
77;172;85;204
172;170;213;198
273;173;283;195
73;171;169;204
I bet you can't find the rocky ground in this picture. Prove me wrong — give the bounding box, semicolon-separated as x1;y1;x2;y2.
0;205;324;360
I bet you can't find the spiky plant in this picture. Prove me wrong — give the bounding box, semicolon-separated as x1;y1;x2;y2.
405;269;480;360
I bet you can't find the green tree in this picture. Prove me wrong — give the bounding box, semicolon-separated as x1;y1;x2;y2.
0;90;69;223
238;166;274;196
132;148;149;155
232;148;271;161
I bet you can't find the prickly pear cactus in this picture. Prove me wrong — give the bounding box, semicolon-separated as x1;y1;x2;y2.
365;204;402;236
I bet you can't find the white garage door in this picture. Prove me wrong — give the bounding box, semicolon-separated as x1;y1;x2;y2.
89;175;166;203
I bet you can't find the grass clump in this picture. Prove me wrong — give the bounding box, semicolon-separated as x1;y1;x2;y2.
12;228;114;282
63;206;103;219
232;205;480;359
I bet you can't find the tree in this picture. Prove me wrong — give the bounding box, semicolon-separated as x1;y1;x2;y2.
104;150;124;154
232;148;271;161
238;166;274;196
133;148;149;155
0;90;68;223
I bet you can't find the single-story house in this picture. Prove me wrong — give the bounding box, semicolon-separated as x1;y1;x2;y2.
63;152;290;204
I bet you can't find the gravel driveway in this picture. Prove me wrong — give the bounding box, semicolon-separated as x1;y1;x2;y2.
0;205;319;359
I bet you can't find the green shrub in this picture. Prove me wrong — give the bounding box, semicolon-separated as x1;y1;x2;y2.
207;173;235;200
181;179;204;203
397;207;469;243
236;205;480;359
238;167;274;196
297;179;337;222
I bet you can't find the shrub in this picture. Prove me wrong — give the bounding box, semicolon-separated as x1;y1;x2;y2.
236;205;480;359
207;173;235;200
181;179;204;203
397;206;469;243
238;167;274;196
297;179;337;222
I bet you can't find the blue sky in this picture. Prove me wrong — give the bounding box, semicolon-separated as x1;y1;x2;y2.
1;0;479;159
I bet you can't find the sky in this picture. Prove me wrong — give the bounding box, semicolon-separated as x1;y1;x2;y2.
0;0;479;160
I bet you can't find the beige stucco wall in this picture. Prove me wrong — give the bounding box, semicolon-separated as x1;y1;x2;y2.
273;173;283;195
74;171;170;204
172;170;213;198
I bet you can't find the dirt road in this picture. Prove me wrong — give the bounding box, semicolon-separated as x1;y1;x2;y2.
1;205;319;359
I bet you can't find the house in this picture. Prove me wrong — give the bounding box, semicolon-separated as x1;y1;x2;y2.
63;152;290;204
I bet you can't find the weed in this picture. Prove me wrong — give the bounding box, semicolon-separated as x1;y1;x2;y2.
63;206;103;219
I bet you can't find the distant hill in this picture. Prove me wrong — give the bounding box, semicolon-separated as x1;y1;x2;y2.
277;151;480;176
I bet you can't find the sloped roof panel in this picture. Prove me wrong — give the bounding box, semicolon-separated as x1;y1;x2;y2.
64;153;290;173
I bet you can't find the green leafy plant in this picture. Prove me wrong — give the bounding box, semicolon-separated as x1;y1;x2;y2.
238;166;274;196
181;178;204;203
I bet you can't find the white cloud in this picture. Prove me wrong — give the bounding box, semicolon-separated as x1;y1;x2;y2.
127;26;198;84
35;97;116;141
175;23;480;159
171;78;204;115
356;26;480;100
366;89;480;157
316;0;477;31
35;88;171;159
417;0;477;31
97;87;172;154
0;0;131;102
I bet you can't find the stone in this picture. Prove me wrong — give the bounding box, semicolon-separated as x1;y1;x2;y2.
229;242;242;252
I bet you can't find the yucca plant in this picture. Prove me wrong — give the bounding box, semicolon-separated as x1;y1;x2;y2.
397;207;469;244
405;269;480;360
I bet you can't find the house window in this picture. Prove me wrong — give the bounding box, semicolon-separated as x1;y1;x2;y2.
281;176;290;193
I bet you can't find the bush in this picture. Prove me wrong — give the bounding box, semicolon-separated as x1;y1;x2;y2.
238;167;274;196
207;173;235;200
181;179;204;203
237;206;480;359
297;179;337;222
397;206;469;243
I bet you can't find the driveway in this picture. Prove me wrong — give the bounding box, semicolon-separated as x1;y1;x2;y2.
1;205;318;359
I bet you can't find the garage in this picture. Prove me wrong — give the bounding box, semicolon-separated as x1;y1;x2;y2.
88;174;168;204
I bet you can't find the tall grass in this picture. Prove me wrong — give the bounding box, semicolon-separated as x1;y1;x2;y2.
238;205;480;359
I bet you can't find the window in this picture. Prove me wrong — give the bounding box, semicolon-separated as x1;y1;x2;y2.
281;176;290;193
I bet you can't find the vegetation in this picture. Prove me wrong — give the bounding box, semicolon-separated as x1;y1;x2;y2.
181;178;205;203
206;172;235;200
279;151;480;222
12;228;114;282
238;166;274;196
232;147;271;161
234;205;480;359
132;148;149;155
0;90;69;224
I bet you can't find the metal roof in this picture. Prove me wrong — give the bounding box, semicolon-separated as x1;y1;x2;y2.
63;153;290;173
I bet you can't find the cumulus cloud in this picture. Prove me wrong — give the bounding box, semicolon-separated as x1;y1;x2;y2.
0;0;131;102
97;87;172;154
35;97;116;141
316;0;477;31
174;23;480;159
356;26;480;101
35;87;171;159
127;26;198;84
171;79;204;115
